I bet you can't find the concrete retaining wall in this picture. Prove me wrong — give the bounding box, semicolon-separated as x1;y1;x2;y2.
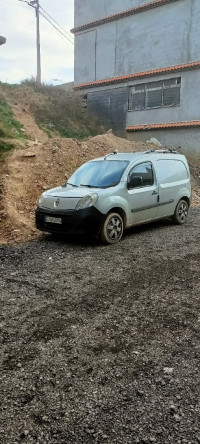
127;128;200;159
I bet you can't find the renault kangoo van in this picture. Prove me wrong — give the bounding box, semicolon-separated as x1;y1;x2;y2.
36;150;191;244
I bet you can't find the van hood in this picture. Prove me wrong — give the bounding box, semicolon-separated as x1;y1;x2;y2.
40;185;98;211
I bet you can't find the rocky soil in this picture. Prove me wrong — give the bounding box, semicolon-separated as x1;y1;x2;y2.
0;82;200;245
0;82;200;443
0;207;200;443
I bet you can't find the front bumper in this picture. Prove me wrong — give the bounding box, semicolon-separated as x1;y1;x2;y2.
35;206;104;235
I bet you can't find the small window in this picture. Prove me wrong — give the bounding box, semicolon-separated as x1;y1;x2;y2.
128;162;154;188
146;87;162;108
129;90;145;110
128;77;181;111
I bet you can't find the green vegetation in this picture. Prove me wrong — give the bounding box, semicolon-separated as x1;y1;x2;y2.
0;128;6;137
21;79;103;140
0;79;104;161
0;92;26;160
0;140;15;161
0;95;26;140
0;140;15;153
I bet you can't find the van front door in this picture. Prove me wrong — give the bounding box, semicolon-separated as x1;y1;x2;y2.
127;161;158;225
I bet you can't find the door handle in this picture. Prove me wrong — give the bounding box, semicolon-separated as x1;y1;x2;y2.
152;190;158;195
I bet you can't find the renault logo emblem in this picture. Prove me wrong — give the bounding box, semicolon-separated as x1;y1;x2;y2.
54;198;60;207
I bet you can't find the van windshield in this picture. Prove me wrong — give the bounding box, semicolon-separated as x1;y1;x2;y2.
67;160;129;188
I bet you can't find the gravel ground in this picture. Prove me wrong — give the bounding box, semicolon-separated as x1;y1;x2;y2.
0;209;200;444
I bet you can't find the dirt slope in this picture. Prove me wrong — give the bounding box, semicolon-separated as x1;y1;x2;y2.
0;132;160;244
0;84;49;143
0;84;200;245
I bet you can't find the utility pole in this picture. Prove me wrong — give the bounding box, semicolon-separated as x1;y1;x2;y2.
30;0;41;83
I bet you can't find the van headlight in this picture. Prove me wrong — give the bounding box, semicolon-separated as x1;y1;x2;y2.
38;193;45;206
75;193;98;211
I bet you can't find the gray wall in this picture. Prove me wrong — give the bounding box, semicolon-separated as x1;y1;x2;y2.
74;0;200;158
127;128;200;159
87;86;128;135
85;69;200;130
85;66;200;157
74;0;200;85
74;0;148;28
126;70;200;127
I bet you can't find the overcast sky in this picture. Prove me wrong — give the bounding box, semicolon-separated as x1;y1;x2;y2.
0;0;74;85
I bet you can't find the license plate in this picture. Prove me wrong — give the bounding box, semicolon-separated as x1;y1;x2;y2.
45;216;62;224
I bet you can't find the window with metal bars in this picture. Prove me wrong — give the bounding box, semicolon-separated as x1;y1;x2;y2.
128;78;181;111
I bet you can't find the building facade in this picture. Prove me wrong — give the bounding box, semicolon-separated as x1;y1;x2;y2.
72;0;200;157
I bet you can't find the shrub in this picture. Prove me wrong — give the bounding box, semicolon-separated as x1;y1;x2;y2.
20;80;104;140
0;96;26;140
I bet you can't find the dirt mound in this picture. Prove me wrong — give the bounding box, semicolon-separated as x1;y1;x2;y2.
0;83;199;245
0;133;160;244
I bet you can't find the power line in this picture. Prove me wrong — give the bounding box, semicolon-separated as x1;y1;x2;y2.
15;0;74;82
39;6;74;45
17;0;74;47
39;10;74;47
40;5;74;44
18;0;35;7
17;0;74;43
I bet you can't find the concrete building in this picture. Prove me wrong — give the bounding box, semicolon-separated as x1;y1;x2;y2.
72;0;200;158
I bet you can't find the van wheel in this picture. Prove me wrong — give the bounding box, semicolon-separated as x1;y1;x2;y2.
100;212;124;244
172;199;189;224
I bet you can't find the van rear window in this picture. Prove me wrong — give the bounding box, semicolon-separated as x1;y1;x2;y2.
156;160;188;184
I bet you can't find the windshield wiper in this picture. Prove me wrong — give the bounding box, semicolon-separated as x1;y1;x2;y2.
80;182;118;188
66;182;78;187
80;184;96;188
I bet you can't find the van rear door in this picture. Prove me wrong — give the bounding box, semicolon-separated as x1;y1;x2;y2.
156;159;190;218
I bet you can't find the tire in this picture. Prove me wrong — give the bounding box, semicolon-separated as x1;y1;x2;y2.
100;212;124;244
172;199;189;224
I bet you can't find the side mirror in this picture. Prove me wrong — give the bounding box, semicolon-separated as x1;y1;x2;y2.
128;175;143;189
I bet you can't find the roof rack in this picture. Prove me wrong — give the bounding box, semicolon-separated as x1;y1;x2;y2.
144;149;178;154
144;149;155;154
104;150;118;159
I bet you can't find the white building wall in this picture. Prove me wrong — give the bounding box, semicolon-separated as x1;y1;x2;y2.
73;0;200;158
74;0;200;85
74;0;148;28
126;70;200;127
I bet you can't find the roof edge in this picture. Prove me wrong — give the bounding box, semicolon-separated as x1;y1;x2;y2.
126;121;200;131
71;0;178;34
74;61;200;90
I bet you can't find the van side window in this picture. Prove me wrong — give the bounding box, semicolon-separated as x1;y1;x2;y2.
128;162;154;188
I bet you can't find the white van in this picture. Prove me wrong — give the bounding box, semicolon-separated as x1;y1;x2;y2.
35;150;191;244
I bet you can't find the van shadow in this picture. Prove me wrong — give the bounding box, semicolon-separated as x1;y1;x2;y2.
124;217;174;238
38;218;174;248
